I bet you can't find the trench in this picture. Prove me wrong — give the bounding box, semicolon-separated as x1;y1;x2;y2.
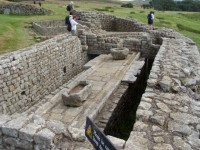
103;58;154;140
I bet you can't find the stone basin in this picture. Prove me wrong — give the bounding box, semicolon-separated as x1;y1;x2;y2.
62;81;92;107
110;47;129;60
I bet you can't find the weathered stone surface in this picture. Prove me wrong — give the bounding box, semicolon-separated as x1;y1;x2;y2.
62;81;92;107
68;127;85;142
124;132;148;150
173;136;192;150
187;131;200;148
133;121;148;132
139;101;152;110
153;143;173;150
46;120;66;134
152;126;162;132
2;116;29;137
168;121;192;136
107;135;125;149
170;112;199;124
150;115;165;126
110;47;129;60
153;137;164;143
34;128;55;145
19;123;42;142
147;79;157;87
32;115;45;126
137;109;153;121
156;102;171;113
0;3;50;15
159;76;172;92
0;115;11;126
3;136;33;150
141;97;152;102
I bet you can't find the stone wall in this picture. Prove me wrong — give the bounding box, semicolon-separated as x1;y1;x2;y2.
114;17;147;32
125;37;200;149
0;3;49;15
74;11;159;57
0;34;88;115
75;10;147;32
79;31;159;57
75;11;115;31
32;20;68;36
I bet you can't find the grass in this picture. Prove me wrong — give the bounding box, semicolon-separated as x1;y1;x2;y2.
0;0;199;54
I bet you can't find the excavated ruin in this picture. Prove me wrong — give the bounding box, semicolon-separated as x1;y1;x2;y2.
0;10;200;150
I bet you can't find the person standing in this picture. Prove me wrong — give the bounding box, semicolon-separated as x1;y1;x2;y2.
147;11;154;30
66;1;74;13
69;15;86;36
39;0;42;7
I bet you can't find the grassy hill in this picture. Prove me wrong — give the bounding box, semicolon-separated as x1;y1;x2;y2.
0;0;199;54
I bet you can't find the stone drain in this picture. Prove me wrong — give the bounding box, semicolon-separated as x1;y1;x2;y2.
94;58;154;140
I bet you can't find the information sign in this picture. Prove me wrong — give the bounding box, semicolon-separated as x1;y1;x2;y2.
85;117;117;150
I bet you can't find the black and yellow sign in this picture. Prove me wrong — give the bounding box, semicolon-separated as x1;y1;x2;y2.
85;117;117;150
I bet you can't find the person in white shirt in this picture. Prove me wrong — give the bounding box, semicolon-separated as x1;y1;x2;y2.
69;15;85;36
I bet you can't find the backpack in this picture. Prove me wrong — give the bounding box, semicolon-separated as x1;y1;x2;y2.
147;14;152;20
65;16;71;31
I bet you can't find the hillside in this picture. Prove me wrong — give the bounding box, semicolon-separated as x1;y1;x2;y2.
0;0;199;54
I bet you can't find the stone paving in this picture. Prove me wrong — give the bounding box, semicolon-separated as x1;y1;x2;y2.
41;52;140;129
0;52;141;149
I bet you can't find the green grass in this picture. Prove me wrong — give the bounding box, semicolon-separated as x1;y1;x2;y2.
0;0;199;54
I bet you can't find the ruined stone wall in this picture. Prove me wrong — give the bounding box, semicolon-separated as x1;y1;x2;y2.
32;20;68;36
0;34;88;115
75;10;147;32
114;17;147;32
125;37;200;149
75;11;115;30
80;32;156;56
0;3;49;15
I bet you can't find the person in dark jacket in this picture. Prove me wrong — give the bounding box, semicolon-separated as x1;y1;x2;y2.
66;1;74;13
147;11;155;30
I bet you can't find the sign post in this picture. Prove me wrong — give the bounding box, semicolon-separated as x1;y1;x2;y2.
85;117;117;150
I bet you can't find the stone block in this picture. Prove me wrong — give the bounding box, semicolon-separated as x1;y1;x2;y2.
136;109;153;121
34;128;55;145
2;116;29;138
0;115;11;126
67;127;85;142
125;132;148;150
153;143;173;150
107;135;125;149
3;136;33;150
150;115;165;126
173;136;192;150
170;112;199;124
168;121;192;136
46;120;66;135
19;123;42;142
62;81;92;107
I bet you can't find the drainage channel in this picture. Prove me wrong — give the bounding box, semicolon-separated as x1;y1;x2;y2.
94;58;154;140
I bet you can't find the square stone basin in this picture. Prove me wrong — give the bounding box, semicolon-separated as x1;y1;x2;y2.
62;81;92;107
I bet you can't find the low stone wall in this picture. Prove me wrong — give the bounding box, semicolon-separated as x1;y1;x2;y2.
75;10;147;32
0;34;88;115
78;31;158;56
125;37;200;149
33;20;68;36
0;3;49;15
114;17;147;32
